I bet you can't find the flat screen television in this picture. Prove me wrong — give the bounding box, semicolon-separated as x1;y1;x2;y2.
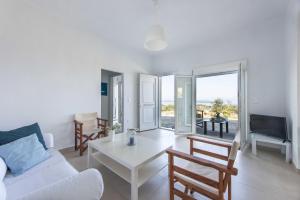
250;114;287;140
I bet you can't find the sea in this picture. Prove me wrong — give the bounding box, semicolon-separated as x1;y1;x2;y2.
162;100;237;106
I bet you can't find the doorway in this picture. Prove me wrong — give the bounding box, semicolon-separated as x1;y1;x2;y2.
158;75;192;134
195;72;239;140
160;75;175;130
101;69;124;133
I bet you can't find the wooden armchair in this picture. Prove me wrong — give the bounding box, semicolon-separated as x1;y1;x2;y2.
74;112;108;156
166;135;239;200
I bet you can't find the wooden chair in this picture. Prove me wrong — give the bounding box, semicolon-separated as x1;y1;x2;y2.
74;112;108;156
166;135;239;200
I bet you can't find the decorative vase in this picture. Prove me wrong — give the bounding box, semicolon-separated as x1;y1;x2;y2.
127;128;137;146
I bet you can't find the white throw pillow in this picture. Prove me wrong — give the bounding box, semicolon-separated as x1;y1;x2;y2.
0;157;6;181
0;182;6;200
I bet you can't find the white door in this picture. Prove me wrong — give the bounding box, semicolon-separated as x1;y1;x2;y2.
175;76;192;134
192;61;247;148
139;74;159;131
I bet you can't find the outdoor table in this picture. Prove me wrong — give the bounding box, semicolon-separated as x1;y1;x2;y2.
203;118;229;138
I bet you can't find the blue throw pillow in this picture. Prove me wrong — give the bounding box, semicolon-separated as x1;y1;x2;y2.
0;123;47;149
0;134;50;175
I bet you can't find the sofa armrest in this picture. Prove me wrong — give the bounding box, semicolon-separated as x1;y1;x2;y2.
20;169;104;200
43;133;54;149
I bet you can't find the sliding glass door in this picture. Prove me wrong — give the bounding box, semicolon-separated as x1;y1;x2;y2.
160;75;175;130
195;72;239;140
159;75;192;134
175;76;192;134
157;62;246;147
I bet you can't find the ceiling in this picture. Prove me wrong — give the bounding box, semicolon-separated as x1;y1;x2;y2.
26;0;288;53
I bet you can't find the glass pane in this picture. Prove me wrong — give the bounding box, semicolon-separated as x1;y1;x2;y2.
196;72;239;140
176;76;192;133
160;75;175;130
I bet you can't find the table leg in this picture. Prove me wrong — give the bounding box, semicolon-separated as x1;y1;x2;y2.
226;122;229;133
251;135;257;155
204;121;207;135
286;143;291;162
212;122;215;131
220;123;223;138
131;168;138;200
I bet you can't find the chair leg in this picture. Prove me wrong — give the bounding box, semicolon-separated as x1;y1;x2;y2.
74;135;78;151
184;186;188;194
228;177;232;200
169;156;174;200
79;134;83;156
169;180;174;200
79;146;83;156
79;144;87;156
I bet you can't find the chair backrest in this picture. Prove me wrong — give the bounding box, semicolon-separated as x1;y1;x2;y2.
75;112;98;133
229;130;240;160
223;132;240;191
228;140;239;161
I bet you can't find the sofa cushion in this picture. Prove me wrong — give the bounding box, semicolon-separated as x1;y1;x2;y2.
0;134;50;175
21;169;103;200
4;150;78;200
0;157;7;181
0;123;47;149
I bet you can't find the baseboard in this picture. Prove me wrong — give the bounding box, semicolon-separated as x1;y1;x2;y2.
241;142;250;152
55;143;74;150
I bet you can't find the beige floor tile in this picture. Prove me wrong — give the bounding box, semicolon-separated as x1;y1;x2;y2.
61;129;300;200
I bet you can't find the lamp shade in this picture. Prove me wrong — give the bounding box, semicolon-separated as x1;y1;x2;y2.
144;24;168;51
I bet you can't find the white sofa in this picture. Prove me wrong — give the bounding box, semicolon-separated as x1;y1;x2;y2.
0;133;104;200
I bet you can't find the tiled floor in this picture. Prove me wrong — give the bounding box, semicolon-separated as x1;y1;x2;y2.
61;129;300;200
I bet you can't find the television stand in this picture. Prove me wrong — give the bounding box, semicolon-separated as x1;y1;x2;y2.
251;133;292;162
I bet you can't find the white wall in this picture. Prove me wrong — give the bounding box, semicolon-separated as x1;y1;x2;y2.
0;0;150;149
285;0;300;169
152;15;287;117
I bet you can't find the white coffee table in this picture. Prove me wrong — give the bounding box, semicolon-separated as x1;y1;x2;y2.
87;133;172;200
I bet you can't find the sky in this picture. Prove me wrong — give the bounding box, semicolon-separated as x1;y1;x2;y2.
161;73;238;105
196;73;238;104
161;75;174;101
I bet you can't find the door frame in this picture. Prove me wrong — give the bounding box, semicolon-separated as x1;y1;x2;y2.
192;60;248;148
111;75;124;133
100;68;125;132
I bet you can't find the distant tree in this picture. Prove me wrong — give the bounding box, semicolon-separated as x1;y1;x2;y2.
210;98;238;119
211;98;224;115
162;104;174;112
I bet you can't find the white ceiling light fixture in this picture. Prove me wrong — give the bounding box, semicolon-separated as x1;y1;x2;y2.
144;0;168;51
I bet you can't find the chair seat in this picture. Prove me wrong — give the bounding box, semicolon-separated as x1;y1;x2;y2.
82;128;103;136
174;162;219;195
